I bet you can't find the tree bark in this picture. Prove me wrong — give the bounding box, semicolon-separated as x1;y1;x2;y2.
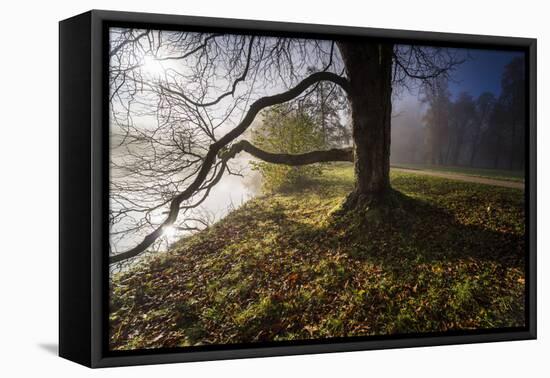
337;41;393;207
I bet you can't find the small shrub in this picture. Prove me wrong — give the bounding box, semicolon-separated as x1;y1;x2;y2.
251;105;326;192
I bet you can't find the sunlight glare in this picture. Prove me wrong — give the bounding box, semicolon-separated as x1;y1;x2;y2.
142;55;165;78
162;225;176;238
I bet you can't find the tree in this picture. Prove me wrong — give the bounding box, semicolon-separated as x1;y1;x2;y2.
469;92;496;166
500;57;526;170
448;92;476;165
475;57;525;170
251;104;325;192
422;77;452;165
484;100;508;169
108;29;463;264
301;67;350;148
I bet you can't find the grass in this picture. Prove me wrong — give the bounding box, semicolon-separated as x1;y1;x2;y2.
391;162;525;182
109;162;526;350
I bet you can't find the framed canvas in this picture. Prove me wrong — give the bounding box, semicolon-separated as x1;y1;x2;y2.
59;10;537;368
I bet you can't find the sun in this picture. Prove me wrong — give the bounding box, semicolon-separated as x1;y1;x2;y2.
162;224;176;238
141;55;165;77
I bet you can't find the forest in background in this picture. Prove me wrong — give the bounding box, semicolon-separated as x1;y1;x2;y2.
391;57;525;171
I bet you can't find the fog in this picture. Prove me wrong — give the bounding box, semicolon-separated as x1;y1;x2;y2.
390;52;526;171
110;149;261;257
390;95;427;165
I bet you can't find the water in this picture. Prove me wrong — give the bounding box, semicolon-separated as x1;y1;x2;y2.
109;157;261;267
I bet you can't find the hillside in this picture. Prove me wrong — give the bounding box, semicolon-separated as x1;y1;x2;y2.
109;163;526;350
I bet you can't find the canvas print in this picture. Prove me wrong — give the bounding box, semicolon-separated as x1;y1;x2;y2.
108;27;527;351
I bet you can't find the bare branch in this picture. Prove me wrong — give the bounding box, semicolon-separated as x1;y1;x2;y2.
223;140;352;165
109;71;351;264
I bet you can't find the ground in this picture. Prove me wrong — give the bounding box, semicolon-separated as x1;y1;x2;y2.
109;163;526;350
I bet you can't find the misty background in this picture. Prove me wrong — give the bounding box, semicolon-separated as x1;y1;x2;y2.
391;49;525;171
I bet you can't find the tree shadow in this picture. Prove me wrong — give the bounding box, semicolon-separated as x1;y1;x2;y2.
108;188;526;349
327;189;525;269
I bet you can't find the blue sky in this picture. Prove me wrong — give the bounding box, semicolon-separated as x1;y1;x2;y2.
448;48;525;99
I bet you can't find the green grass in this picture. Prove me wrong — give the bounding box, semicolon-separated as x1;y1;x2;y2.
391;162;525;182
109;162;526;350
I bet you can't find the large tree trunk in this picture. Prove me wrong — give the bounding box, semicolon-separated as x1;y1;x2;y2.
337;41;393;208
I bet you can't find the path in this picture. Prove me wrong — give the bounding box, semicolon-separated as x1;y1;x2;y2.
392;167;525;190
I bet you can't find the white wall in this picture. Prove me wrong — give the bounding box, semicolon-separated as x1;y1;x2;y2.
0;0;546;376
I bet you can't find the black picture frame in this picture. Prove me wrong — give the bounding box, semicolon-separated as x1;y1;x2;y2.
59;9;537;368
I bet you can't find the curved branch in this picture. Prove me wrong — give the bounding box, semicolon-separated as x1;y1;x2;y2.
160;61;349;108
109;71;351;264
223;140;352;165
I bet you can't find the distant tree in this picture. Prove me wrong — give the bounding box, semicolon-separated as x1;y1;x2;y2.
469;92;496;166
301;68;351;148
448;92;476;165
484;100;508;169
478;57;525;170
421;57;526;170
251;105;325;192
422;77;452;165
500;57;526;170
